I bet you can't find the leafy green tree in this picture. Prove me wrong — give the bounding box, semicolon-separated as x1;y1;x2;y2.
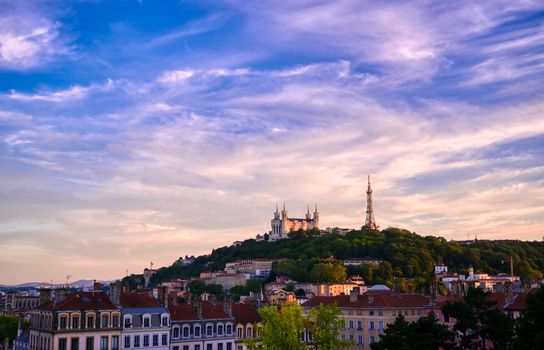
307;303;351;350
259;303;306;350
310;262;347;283
370;314;455;350
513;284;544;349
0;315;18;345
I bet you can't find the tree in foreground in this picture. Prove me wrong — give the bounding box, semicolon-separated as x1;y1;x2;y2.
307;303;351;350
253;302;350;350
0;315;18;345
442;287;514;349
513;284;544;350
370;313;455;350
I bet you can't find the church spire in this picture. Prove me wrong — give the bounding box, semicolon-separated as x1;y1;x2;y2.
363;175;377;230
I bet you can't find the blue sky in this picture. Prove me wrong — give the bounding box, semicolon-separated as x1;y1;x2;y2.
1;0;543;284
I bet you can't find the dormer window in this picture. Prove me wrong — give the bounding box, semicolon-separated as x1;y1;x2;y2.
86;314;95;329
206;325;213;336
226;324;232;335
161;316;168;327
101;314;109;328
71;315;79;329
59;316;67;330
143;315;151;328
123;316;132;329
112;314;119;328
194;325;201;337
217;325;223;336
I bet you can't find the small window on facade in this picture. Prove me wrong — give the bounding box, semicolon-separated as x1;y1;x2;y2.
183;327;189;338
143;336;149;347
60;316;67;330
112;315;119;328
85;337;94;350
161;334;167;346
173;327;180;339
101;315;109;328
206;325;213;336
124;317;131;328
218;325;223;335
71;337;79;350
152;335;158;347
124;336;130;349
100;337;108;350
143;317;150;328
134;336;140;348
87;315;94;329
112;336;119;350
161;317;168;326
72;316;79;329
226;325;232;335
59;339;67;350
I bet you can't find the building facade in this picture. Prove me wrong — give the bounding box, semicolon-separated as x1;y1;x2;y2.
302;290;438;350
270;204;319;241
120;293;170;350
28;291;122;350
169;301;236;350
230;303;260;350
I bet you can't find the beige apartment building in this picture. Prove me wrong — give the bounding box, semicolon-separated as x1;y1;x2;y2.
302;290;439;350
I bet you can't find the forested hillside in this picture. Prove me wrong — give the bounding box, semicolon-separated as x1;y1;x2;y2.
126;227;544;290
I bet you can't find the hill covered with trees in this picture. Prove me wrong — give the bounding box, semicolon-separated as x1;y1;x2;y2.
126;227;544;290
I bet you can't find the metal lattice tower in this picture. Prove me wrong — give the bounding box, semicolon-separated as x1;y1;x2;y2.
364;175;378;229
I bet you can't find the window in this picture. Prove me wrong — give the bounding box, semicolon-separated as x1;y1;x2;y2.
87;315;95;329
357;320;362;330
206;325;213;336
378;321;384;332
226;325;232;335
218;325;223;336
124;337;130;349
60;316;68;330
124;317;131;329
143;336;149;347
369;321;375;330
411;310;415;316
134;337;140;348
358;335;363;345
183;326;189;338
349;335;354;341
194;326;201;337
370;336;375;343
143;316;150;328
86;337;93;350
247;328;252;338
59;339;67;350
183;347;188;350
161;317;168;327
71;338;79;350
173;327;180;339
378;310;383;316
349;320;353;329
194;346;200;350
162;335;168;346
226;344;231;350
112;315;120;328
369;310;374;316
101;315;109;328
218;344;223;350
173;347;179;350
72;316;79;329
237;327;242;338
206;345;212;350
100;337;108;350
112;337;118;350
152;335;158;347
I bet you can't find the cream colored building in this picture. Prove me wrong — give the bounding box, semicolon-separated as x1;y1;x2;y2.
29;291;122;350
302;290;439;350
270;204;319;240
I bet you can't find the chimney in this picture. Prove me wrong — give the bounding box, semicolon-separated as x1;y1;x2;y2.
158;286;169;307
54;288;69;303
223;297;232;316
39;288;52;305
193;299;202;319
93;281;103;291
109;281;122;306
349;287;360;303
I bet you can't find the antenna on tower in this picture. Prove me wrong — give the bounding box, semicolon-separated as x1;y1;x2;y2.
363;175;377;230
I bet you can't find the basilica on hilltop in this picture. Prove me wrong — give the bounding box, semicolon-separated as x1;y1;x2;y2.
269;203;320;241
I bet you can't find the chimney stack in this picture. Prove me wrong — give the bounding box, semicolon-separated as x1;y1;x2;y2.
158;286;169;307
109;281;122;306
54;288;69;303
223;297;232;316
349;287;360;303
39;288;52;305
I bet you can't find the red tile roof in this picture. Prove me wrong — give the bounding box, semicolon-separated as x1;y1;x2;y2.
302;293;435;308
168;301;232;321
120;293;162;308
231;303;261;324
504;293;528;310
40;292;116;310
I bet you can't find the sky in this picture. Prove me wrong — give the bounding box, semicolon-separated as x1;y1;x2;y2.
1;0;543;285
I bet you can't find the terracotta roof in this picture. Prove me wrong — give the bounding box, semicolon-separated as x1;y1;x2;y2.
168;301;232;321
302;293;435;308
120;293;162;308
40;292;116;310
231;303;261;324
504;293;528;310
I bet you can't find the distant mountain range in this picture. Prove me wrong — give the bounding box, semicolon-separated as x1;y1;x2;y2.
0;279;116;290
